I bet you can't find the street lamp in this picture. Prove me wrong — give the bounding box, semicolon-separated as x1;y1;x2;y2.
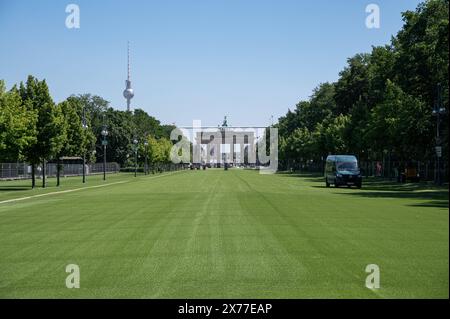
432;83;447;186
144;139;149;175
133;138;138;177
82;106;88;183
101;125;108;181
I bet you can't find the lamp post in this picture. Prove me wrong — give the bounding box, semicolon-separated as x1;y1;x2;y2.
101;125;108;181
133;138;138;177
82;106;88;183
432;83;447;186
144;140;149;175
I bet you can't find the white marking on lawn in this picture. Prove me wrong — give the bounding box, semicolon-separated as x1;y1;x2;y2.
0;171;182;205
0;181;127;205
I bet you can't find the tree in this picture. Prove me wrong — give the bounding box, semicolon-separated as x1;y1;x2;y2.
69;94;109;150
133;109;167;139
343;98;370;160
18;76;67;188
277;0;448;175
303;82;336;126
393;0;449;108
56;97;96;185
313;114;350;158
142;136;172;172
367;45;396;106
277;107;302;138
283;127;315;169
334;53;371;115
366;81;432;162
2;74;177;180
393;0;449;164
102;108;136;165
0;80;37;162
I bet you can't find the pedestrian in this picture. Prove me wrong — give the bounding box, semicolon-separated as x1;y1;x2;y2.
376;161;382;177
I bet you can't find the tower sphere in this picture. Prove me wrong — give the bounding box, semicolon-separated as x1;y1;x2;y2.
123;87;134;99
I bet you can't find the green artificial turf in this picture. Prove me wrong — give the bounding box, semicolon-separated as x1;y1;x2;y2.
0;169;448;298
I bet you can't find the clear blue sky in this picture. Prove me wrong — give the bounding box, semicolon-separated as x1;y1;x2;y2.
0;0;422;127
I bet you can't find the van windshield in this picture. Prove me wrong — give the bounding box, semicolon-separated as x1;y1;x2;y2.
336;161;358;172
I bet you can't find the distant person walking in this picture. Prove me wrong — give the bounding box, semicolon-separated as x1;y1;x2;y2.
376;161;382;177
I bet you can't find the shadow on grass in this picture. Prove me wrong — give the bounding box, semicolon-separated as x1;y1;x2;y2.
352;179;444;192
341;179;448;208
278;172;449;208
410;200;449;208
277;172;324;183
0;185;32;191
339;190;448;207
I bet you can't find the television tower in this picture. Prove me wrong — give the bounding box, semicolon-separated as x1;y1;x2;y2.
123;41;134;112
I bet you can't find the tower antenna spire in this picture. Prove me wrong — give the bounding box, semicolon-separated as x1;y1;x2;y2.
127;41;130;81
123;41;134;112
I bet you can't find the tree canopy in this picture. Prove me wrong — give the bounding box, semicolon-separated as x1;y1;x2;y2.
277;0;448;170
0;80;176;172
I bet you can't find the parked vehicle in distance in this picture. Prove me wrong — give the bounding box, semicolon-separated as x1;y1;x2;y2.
325;155;362;188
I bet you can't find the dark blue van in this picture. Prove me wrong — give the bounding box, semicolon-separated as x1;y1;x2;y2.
325;155;362;188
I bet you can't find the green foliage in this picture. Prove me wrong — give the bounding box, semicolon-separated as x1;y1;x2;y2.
1;78;173;169
58;96;96;162
282;127;314;165
367;81;432;160
314;114;350;156
301;83;336;130
334;53;371;115
103;108;136;165
144;135;172;164
278;0;448;169
393;0;449;107
18;76;67;164
133;109;168;139
0;80;37;161
62;95;172;166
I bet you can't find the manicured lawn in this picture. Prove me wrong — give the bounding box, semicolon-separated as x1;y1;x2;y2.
0;169;448;298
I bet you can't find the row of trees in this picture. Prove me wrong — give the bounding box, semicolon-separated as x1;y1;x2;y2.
0;76;175;187
276;0;448;172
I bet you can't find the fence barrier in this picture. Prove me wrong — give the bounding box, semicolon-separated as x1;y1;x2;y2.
3;161;447;183
0;162;120;180
279;160;448;182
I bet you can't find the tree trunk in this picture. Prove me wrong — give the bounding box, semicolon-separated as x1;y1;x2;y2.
56;158;61;187
388;151;392;181
42;159;46;188
31;163;35;188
